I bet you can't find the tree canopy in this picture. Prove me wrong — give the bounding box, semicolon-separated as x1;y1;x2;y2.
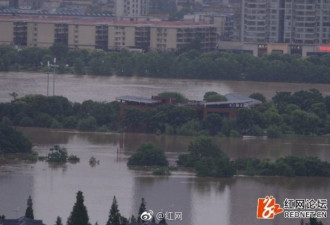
177;136;235;177
67;191;90;225
127;143;168;167
0;118;32;153
25;196;34;219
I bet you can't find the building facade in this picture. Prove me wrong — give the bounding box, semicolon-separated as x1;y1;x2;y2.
0;15;216;52
115;0;150;17
241;0;330;44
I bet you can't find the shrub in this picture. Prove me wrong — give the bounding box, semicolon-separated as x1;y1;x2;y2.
127;142;168;167
68;154;80;163
203;92;227;102
47;145;68;162
152;167;171;176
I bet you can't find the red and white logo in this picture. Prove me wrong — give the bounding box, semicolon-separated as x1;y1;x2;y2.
257;196;284;219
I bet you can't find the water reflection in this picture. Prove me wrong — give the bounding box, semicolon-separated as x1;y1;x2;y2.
0;165;34;219
133;176;193;225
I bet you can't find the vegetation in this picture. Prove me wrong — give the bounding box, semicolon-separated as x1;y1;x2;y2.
0;118;32;153
301;218;324;225
157;92;188;103
0;95;120;132
203;92;227;102
55;217;63;225
152;167;171;176
234;156;330;177
1;88;330;138
177;136;235;177
127;143;168;167
47;145;80;163
106;196;125;225
67;191;90;225
1;192;171;225
137;198;146;224
25;196;34;219
1;45;330;83
176;137;330;178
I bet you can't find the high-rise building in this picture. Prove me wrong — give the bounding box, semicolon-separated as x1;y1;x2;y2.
115;0;149;17
284;0;330;44
241;0;285;43
241;0;330;44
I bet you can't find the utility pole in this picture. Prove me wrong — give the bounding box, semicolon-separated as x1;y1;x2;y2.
47;58;59;96
47;61;50;96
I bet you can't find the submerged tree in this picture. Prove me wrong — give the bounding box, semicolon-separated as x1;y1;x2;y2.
106;196;121;225
67;191;90;225
25;195;34;219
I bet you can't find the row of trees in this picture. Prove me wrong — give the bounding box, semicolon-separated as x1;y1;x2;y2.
0;95;120;132
234;156;330;177
240;89;330;136
1;44;330;83
177;136;330;178
12;192;325;225
123;89;330;137
20;192;166;225
1;89;330;137
0;117;32;153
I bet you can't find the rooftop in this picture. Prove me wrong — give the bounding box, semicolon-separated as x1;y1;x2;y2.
2;217;45;225
116;96;161;104
0;14;213;27
117;94;262;107
224;93;262;105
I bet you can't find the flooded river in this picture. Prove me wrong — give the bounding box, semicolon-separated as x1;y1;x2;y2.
1;72;330;225
1;72;330;103
0;128;329;225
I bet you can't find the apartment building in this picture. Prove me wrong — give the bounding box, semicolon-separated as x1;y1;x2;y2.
0;15;216;52
184;13;236;41
115;0;150;17
241;0;330;44
284;0;330;44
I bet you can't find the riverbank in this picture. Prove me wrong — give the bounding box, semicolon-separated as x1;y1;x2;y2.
1;45;330;84
3;72;330;103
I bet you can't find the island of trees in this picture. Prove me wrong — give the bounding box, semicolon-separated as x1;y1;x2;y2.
127;142;168;167
1;44;330;83
126;136;330;178
176;136;330;178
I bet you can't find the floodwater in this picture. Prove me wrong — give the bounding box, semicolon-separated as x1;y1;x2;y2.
1;72;330;225
0;128;330;225
1;72;330;103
